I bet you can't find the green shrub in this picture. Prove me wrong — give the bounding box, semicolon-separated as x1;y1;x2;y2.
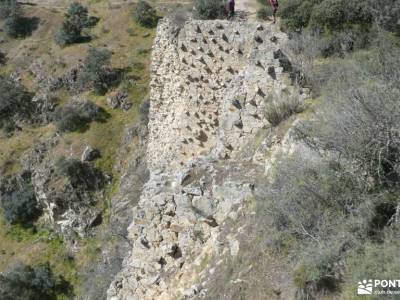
309;0;372;32
296;45;400;185
1;184;40;225
343;236;400;298
133;0;157;28
78;47;117;94
1;0;39;38
0;0;15;19
373;0;400;35
52;100;106;132
55;2;95;46
280;0;319;30
264;90;305;126
0;77;34;131
0;51;6;65
57;158;105;191
193;0;225;20
0;263;71;300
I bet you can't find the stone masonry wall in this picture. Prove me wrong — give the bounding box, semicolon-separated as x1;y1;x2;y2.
107;18;306;300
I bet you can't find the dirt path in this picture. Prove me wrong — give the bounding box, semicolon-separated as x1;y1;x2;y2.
235;0;259;21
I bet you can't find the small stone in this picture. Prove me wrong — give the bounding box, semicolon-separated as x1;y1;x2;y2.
256;24;264;31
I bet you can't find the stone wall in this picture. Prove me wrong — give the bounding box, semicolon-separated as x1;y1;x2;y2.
107;18;307;300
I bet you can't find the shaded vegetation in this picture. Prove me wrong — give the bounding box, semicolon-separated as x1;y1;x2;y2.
55;2;97;46
134;0;158;28
52;100;108;133
193;0;225;20
0;263;72;300
0;77;34;133
78;48;119;95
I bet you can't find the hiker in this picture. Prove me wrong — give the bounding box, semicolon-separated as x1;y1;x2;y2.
227;0;235;19
269;0;278;23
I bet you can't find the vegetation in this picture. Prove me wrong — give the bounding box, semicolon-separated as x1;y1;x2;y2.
253;1;400;297
0;77;34;132
193;0;225;20
52;100;107;132
1;184;40;226
0;0;38;38
55;2;97;46
0;51;6;65
0;263;72;299
57;158;105;191
133;0;158;28
264;90;305;126
78;48;118;95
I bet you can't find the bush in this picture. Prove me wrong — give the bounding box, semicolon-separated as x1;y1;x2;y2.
78;47;117;94
193;0;225;20
1;0;39;38
265;154;375;296
309;0;372;32
0;263;71;300
134;0;158;28
0;77;34;131
280;0;318;30
55;2;93;46
1;184;40;225
264;90;305;126
52;100;106;132
296;44;400;185
373;0;400;35
343;236;400;298
0;0;15;19
0;51;6;65
57;158;105;191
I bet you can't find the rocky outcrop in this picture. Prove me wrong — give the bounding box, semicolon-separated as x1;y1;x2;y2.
108;18;307;300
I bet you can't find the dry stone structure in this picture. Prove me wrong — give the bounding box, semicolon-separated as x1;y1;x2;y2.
108;18;307;300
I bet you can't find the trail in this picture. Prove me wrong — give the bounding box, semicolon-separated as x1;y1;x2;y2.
235;0;259;21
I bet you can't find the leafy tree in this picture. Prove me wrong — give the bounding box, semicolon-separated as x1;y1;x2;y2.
134;0;158;28
0;0;38;37
57;158;105;191
79;47;117;94
55;2;96;46
0;263;71;300
0;76;34;131
1;184;40;225
52;100;106;132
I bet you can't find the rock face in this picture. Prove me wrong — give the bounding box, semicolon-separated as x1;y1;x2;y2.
108;19;306;300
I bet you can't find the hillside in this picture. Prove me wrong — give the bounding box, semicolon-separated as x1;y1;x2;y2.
0;0;400;299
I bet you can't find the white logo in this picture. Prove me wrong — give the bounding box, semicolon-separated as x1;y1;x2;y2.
358;280;373;295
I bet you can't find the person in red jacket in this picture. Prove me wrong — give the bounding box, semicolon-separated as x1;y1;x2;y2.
269;0;279;24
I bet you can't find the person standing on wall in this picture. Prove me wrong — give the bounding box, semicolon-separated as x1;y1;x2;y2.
228;0;235;19
269;0;278;24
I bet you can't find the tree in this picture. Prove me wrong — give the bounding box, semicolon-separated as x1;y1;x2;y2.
57;158;105;191
134;0;158;28
55;2;95;46
0;76;34;132
51;100;106;132
0;263;71;300
79;48;116;94
1;184;40;225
